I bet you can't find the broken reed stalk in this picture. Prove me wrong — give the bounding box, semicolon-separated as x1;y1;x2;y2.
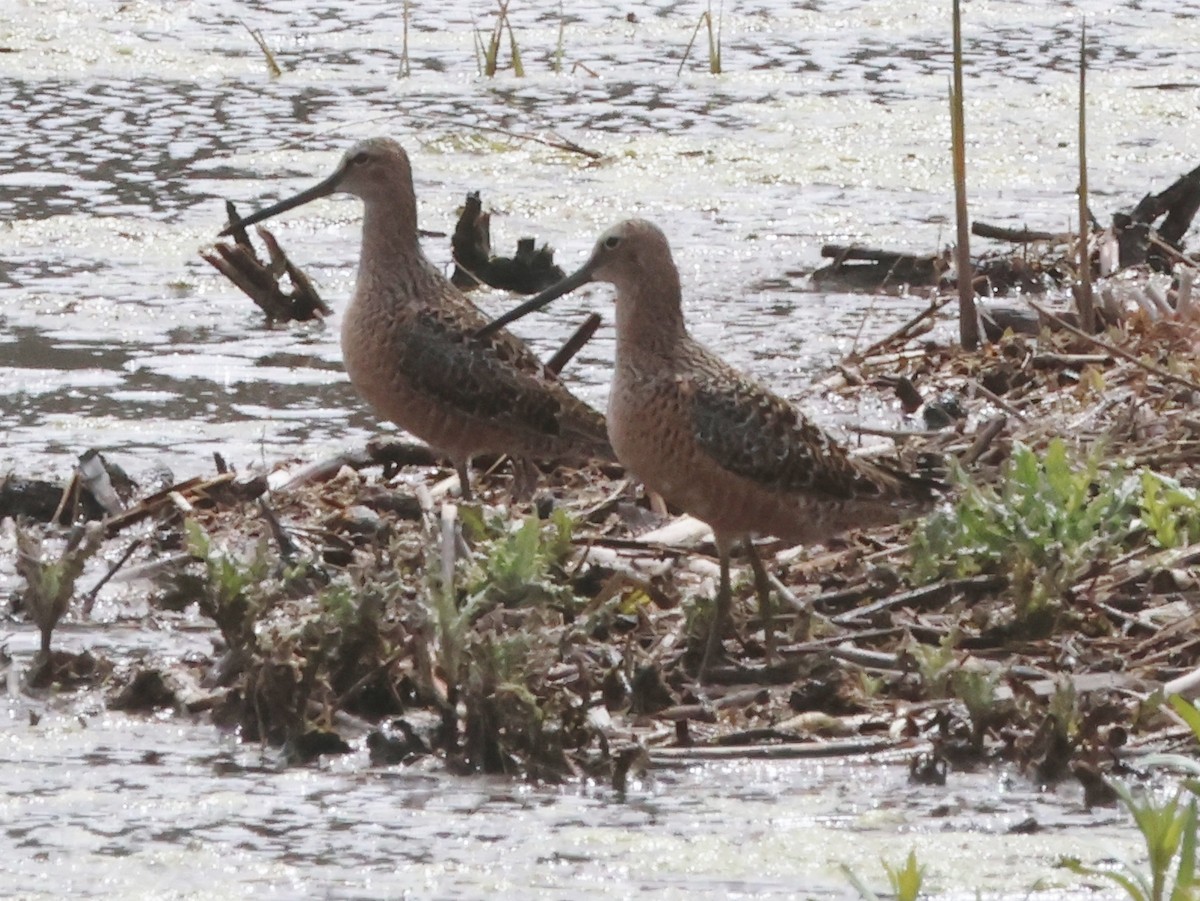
1076;22;1096;332
544;313;601;375
847;296;953;363
950;0;979;350
1179;267;1195;320
554;1;566;74
239;20;282;78
677;11;711;76
400;0;412;78
707;0;724;74
505;1;525;77
81;537;142;618
437;501;461;714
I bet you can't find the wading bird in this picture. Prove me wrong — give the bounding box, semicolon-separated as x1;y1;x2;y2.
478;219;938;677
221;138;614;498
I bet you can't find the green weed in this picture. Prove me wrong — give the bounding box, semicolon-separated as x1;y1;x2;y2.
183;518;275;652
844;849;926;901
421;506;585;775
16;522;105;655
951;668;1004;750
460;626;574;778
475;0;525;78
907;629;960;697
1170;695;1200;750
176;519;392;745
1139;473;1200;549
1064;783;1199;901
1060;696;1200;898
463;507;577;608
1140;696;1200;798
911;440;1139;634
422;509;489;717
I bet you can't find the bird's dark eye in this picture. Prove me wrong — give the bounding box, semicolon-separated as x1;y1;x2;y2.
604;236;620;249
351;151;370;165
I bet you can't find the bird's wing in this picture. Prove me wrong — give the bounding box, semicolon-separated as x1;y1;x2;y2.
404;305;609;453
688;356;907;499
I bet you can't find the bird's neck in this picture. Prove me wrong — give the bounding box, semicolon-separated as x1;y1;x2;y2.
614;275;688;361
355;193;426;304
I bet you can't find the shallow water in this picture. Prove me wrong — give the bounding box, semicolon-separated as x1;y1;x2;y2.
0;695;1142;900
3;0;1199;895
4;0;1199;481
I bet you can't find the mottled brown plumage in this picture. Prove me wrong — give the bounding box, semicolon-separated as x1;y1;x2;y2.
482;219;938;676
221;138;613;496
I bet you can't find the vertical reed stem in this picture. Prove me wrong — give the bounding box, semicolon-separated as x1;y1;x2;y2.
400;0;412;78
951;0;979;349
1076;22;1096;332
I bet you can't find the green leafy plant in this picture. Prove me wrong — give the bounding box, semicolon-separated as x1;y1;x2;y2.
1064;784;1198;901
184;518;275;652
16;522;105;655
911;440;1139;633
465;508;577;608
460;627;575;779
1059;695;1200;900
907;630;960;697
951;668;1004;750
843;849;926;901
436;507;579;681
1141;696;1200;799
1170;695;1200;748
423;510;490;717
475;0;524;78
1138;472;1200;550
421;505;586;777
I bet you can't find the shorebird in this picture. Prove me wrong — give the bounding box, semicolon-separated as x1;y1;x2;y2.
219;138;614;498
479;219;939;677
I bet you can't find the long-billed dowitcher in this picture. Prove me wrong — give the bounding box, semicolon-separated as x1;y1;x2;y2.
220;138;613;497
479;219;939;677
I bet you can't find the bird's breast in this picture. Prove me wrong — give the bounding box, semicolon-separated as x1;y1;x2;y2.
609;360;701;501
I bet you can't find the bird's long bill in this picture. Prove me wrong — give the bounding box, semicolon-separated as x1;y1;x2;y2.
474;263;595;341
218;165;346;237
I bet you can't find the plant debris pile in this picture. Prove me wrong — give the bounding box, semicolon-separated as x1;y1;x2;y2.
8;304;1200;787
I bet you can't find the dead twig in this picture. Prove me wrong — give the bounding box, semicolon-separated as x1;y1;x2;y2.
1026;299;1200;394
845;296;951;363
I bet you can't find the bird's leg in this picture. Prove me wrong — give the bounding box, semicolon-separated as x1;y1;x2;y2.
455;460;474;502
744;540;775;665
510;457;540;502
699;536;734;682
